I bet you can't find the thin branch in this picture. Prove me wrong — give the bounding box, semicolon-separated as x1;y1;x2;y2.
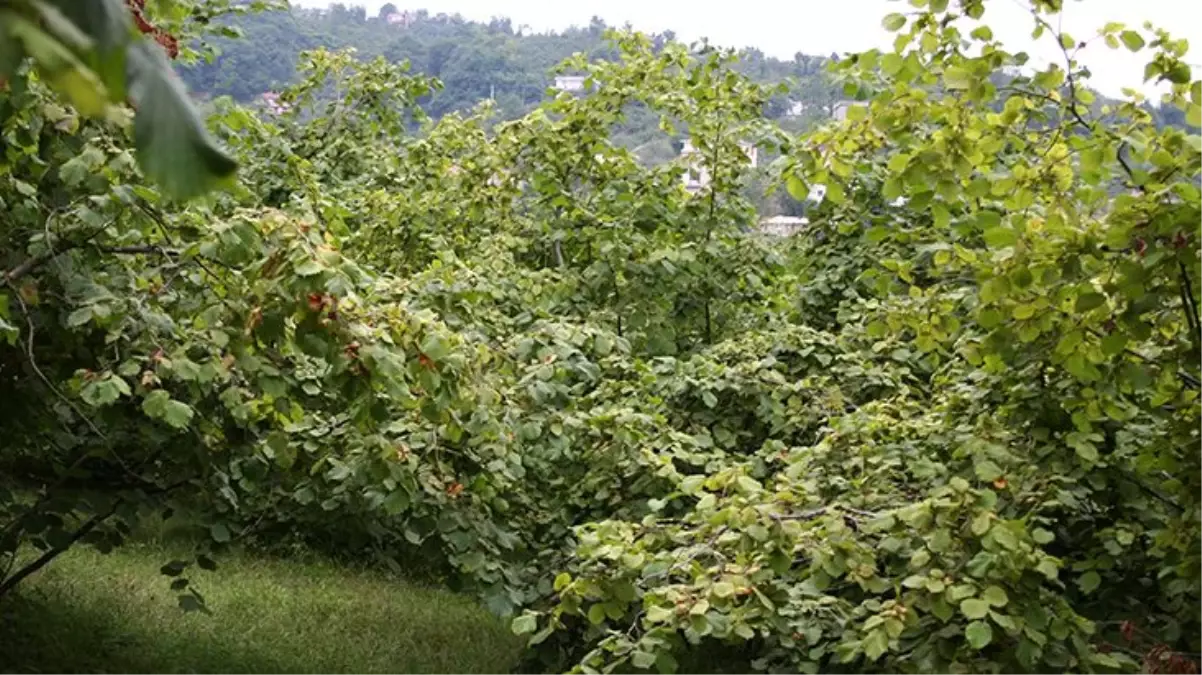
1178;261;1201;348
3;280;108;441
99;245;181;257
0;500;121;597
2;224;110;283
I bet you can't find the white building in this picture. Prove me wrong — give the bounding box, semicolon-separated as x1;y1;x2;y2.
553;75;586;92
759;215;809;237
785;101;807;117
385;11;415;26
259;91;289;115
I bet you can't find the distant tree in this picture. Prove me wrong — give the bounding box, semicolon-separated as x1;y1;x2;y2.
175;6;871;128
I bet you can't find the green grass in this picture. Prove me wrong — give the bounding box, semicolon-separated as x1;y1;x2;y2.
0;543;524;673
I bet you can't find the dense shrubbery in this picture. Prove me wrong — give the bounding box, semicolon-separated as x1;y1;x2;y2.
1;0;1199;673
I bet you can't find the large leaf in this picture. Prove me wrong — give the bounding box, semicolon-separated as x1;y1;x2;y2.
126;40;237;199
3;13;109;116
43;0;133;99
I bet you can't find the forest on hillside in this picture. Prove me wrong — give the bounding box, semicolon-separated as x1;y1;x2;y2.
1;0;1200;674
177;3;839;120
175;3;1195;132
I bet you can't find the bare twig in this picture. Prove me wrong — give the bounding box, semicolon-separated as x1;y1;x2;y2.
0;499;122;597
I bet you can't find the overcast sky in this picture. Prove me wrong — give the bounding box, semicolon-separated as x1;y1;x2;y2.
292;0;1200;98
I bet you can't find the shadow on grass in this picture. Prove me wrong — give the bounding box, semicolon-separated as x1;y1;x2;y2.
0;592;295;674
0;545;525;674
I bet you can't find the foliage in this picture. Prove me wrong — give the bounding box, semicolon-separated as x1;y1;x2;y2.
0;0;1198;674
0;0;237;198
176;5;841;137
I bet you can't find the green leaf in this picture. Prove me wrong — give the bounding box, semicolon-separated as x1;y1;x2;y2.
983;227;1018;248
67;306;93;327
420;333;450;361
1075;292;1106;311
881;53;904;76
382;489;410;515
965;620;993;649
1077;571;1101;594
210;523;231;543
196;555;217;571
785;174;808;202
882;13;907;32
1036;559;1059;581
825;181;845;204
553;572;572;592
1187;103;1201;128
44;2;126;99
587;603;607;625
161;400;194;429
141;389;169;417
944;66;973;90
595;334;613;356
6;15;109;117
1120;30;1145;51
863;628;890;660
982;585;1008;607
160;560;188;576
974;460;1003;482
627;650;655;669
126;40;237;199
511;614;537;635
80;375;128;407
680;475;705;495
266;432;296;470
646;605;674;623
1032;528;1055;544
712;581;735;598
295;260;324;277
960;598;990;619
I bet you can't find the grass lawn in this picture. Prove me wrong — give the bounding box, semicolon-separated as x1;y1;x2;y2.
0;543;524;673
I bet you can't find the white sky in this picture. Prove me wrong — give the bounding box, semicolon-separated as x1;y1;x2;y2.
292;0;1201;98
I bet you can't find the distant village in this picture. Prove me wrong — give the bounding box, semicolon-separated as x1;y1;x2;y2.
257;9;869;240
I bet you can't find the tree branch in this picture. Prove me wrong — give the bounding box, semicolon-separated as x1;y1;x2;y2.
0;500;121;598
2;225;110;283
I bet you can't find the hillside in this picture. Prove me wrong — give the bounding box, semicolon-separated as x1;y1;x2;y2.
178;4;839;123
